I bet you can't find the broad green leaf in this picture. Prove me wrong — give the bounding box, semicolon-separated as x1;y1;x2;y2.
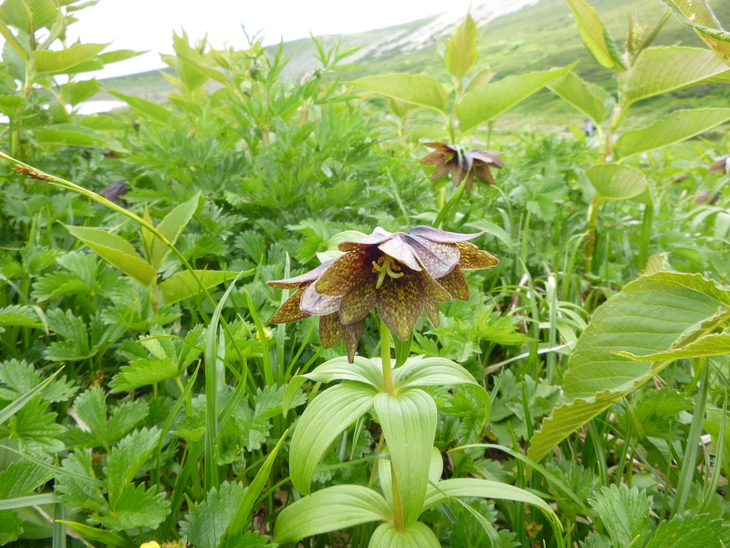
109;357;179;392
370;521;441;548
379;447;442;508
0;509;21;544
303;356;384;390
614;332;730;361
97;49;146;64
664;0;730;64
567;0;625;69
374;389;436;527
61;79;103;106
646;511;730;548
585;164;647;201
528;272;730;462
35;125;128;152
464;67;494;93
64;225;157;286
347;74;448;114
181;481;245;548
99;483;170;531
159;270;250;305
620;47;730;108
0;0;57;33
104;427;159;505
33;42;107;74
548;71;610;123
0;21;27;60
107;90;173;124
273;485;390;545
589;484;651;547
149;192;200;270
456;64;574;134
616;108;730;158
444;13;478;81
57;520;135;548
290;383;376;494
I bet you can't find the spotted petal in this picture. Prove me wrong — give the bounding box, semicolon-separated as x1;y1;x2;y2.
337;229;392;252
377;273;423;341
300;283;341;316
418;270;451;325
436;267;470;301
405;235;460;279
409;226;486;244
315;250;372;297
319;312;343;348
340;275;378;325
470;149;505;168
271;288;310;324
456;241;499;270
344;319;366;362
378;235;421;271
267;260;333;289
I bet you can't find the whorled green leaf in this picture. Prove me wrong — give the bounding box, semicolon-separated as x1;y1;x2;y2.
615;108;730;158
379;447;443;507
63;225;156;286
159;270;250;305
620;47;730;108
347;74;448;114
107;90;173;124
290;383;376;494
369;521;441;548
374;389;436;527
456;64;574;134
663;0;730;64
548;71;611;123
303;356;384;390
585;163;647;201
148;192;199;270
529;272;730;462
567;0;625;69
33;42;108;74
273;485;390;545
444;13;478;81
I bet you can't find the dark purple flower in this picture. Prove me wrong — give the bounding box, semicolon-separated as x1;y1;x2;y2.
420;142;505;195
99;181;129;203
708;154;729;174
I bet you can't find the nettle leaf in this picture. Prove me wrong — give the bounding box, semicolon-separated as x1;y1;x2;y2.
0;509;22;544
347;74;448;114
529;272;730;462
159;270;250;305
181;481;246;548
370;521;440;548
585;163;647;201
220;531;275;548
664;0;730;64
444;13;478;81
8;396;66;454
615;108;730;159
548;71;611;123
567;0;625;69
56;451;108;513
109;357;179;392
274;485;391;545
589;484;651;547
0;305;41;331
97;483;169;531
0;359;75;402
0;459;53;499
645;510;730;548
104;427;159;504
147;192;199;270
289;383;376;494
44;309;93;362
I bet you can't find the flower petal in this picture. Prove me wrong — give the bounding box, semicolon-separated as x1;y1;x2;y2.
436;267;470;301
420;150;447;166
418;270;451;326
267;260;333;289
708;154;729;174
452;165;467;188
464;170;475;195
271;288;310;324
470;149;505;168
319;312;343;348
408;226;486;244
376;273;423;341
405;235;460;278
473;163;495;186
339;275;377;324
337;228;392;252
378;235;421;271
430;161;453;182
344;319;366;363
456;241;499;270
315;249;372;297
300;283;341;316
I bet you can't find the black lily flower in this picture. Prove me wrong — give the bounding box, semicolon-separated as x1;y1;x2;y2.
420;142;505;195
708;154;729;174
268;226;498;362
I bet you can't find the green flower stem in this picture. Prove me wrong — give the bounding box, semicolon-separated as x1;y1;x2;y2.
380;318;395;396
433;181;466;228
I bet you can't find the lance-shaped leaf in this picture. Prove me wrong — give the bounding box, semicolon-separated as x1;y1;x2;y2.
0;0;57;34
33;43;108;74
303;356;384;391
548;71;611;123
108;90;173;125
374;389;436;527
63;225;157;286
620;47;730;108
56;521;134;548
35;125;128;153
616;108;730;158
664;0;730;64
273;485;390;545
567;0;625;69
585;163;647;201
290;383;376;494
347;74;448;114
61;79;103;106
159;270;250;305
528;272;730;462
444;13;478;81
456;64;574;134
147;192;199;270
369;522;441;548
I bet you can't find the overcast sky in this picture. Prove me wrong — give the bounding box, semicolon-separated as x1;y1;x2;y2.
67;0;476;79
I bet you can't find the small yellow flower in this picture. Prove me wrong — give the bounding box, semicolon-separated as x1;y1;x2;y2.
140;542;161;548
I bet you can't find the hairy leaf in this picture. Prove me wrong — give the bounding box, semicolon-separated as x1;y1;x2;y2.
589;484;651;547
181;481;245;548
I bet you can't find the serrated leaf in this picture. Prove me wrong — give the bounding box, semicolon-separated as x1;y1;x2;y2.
0;305;40;329
149;193;199;269
97;483;169;531
108;90;173;124
348;74;448;114
620;47;730;108
370;521;441;548
0;460;53;499
9;396;66;454
289;383;376;494
0;369;63;425
33;42;108;74
445;13;478;81
0;509;22;544
107;400;149;442
374;389;436;527
0;359;75;402
220;531;275;548
109;357;179;392
56;451;107;513
104;427;159;504
182;481;246;548
72;386;107;441
647;511;730;547
456;65;574;134
664;0;730;64
589;484;651;547
64;225;156;286
616;108;730;158
567;0;625;69
585;163;647;201
273;485;390;545
548;71;610;123
159;270;250;305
